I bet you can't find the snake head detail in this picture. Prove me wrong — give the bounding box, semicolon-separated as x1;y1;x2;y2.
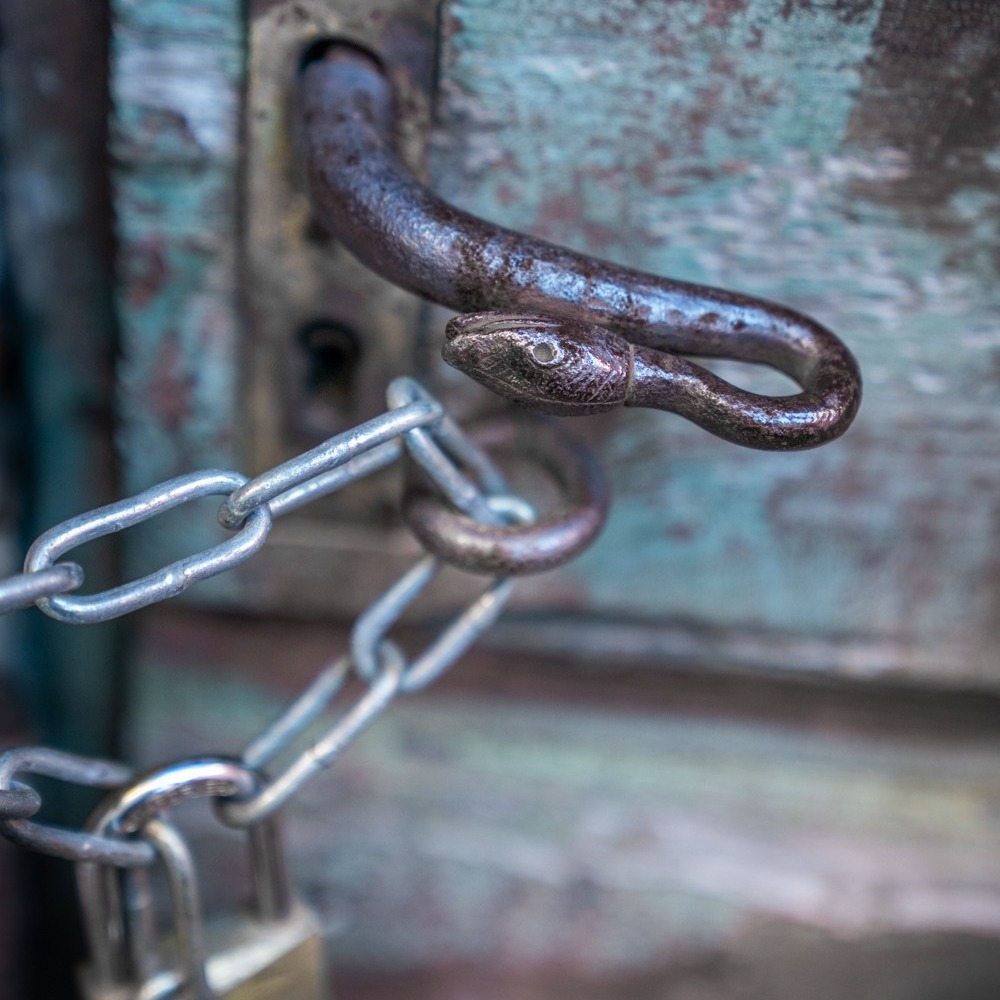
443;312;633;416
444;309;861;450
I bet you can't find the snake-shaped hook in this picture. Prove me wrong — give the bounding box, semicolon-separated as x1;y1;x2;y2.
300;45;861;451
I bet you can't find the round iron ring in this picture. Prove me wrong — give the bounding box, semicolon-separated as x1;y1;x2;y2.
402;414;609;576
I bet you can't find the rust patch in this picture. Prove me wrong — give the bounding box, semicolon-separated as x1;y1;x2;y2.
147;334;195;432
125;236;169;309
846;0;1000;216
704;0;750;30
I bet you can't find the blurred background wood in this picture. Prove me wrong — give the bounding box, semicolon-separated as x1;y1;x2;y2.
2;0;1000;997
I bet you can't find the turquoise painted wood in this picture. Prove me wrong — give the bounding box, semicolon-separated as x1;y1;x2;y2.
127;610;1000;995
94;3;1000;992
109;0;1000;684
431;0;1000;683
110;0;245;602
112;0;243;483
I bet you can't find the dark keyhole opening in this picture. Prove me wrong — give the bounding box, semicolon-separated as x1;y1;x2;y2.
298;320;362;422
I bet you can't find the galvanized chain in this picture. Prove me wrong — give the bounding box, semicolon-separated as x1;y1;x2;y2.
0;376;607;862
0;562;85;615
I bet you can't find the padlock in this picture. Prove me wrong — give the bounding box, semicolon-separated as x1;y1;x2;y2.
75;756;330;1000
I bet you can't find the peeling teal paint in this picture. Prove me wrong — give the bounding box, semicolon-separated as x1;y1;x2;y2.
114;0;241;42
435;0;1000;678
111;0;245;593
434;0;881;254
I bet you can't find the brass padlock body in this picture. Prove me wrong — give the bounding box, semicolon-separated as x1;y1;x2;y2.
80;902;329;1000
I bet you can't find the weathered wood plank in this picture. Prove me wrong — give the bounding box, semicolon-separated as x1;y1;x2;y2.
110;0;247;600
129;609;1000;994
432;0;1000;682
110;0;1000;683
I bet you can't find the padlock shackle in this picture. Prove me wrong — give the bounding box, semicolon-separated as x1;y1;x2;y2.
143;817;215;1000
77;757;292;993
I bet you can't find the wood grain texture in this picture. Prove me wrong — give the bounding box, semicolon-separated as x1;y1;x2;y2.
128;608;1000;995
109;0;1000;683
431;0;1000;684
110;0;246;601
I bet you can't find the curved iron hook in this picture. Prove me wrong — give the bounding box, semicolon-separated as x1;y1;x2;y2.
299;45;861;451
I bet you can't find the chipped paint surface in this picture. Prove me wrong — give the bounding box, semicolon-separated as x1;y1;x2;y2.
110;0;1000;682
433;0;1000;681
130;613;1000;984
111;0;244;593
433;0;883;235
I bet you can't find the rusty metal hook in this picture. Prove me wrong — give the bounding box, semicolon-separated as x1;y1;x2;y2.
299;45;861;451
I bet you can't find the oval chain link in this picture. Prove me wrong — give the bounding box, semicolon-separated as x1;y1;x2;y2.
24;471;273;625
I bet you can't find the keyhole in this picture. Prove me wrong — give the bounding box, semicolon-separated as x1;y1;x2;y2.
297;321;362;430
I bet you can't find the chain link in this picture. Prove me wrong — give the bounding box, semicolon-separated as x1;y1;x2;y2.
0;377;608;860
0;563;84;615
352;549;522;693
0;747;153;866
218;393;443;528
25;470;273;625
219;645;406;827
387;379;510;522
0;781;42;820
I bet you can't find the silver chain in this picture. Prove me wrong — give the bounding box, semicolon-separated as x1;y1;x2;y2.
0;376;604;861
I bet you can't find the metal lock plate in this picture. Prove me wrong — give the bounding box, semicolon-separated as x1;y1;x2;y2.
238;0;449;618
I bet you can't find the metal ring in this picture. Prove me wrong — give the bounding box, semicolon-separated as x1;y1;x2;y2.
0;746;150;866
402;415;609;575
24;470;272;624
90;757;259;836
